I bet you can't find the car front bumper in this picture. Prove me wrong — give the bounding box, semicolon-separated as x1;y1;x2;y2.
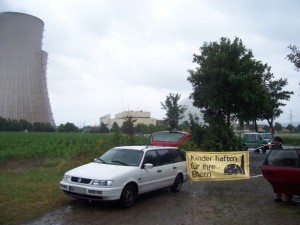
60;181;123;201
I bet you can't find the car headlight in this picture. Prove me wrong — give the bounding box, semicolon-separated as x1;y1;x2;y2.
63;174;71;181
92;180;113;186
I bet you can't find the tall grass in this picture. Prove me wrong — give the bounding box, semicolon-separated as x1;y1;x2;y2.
278;133;300;146
0;132;150;161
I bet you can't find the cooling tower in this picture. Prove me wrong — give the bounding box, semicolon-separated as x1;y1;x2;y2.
0;12;55;126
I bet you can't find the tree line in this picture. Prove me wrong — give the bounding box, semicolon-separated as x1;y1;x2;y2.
0;117;55;132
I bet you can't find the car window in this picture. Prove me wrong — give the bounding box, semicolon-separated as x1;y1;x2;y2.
261;133;273;139
150;131;191;147
152;132;186;143
266;150;300;167
99;148;144;166
243;134;249;140
143;150;159;167
157;149;174;165
256;134;263;140
170;149;185;162
249;134;256;141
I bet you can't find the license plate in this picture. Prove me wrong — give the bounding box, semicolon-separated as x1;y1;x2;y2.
69;186;86;194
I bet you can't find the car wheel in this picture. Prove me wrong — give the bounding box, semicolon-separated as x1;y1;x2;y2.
120;184;137;208
170;174;183;193
243;144;248;151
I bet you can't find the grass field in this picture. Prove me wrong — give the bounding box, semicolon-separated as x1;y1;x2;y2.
0;132;299;225
277;133;300;146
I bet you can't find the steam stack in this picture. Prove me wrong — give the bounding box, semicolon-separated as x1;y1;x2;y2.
0;12;54;126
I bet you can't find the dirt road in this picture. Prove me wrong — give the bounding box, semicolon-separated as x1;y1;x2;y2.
23;153;300;225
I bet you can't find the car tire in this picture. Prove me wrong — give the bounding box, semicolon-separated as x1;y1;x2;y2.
243;144;248;151
120;184;137;208
170;174;183;193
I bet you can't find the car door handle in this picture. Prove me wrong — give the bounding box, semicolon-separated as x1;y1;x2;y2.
173;166;177;169
157;170;162;173
266;170;273;175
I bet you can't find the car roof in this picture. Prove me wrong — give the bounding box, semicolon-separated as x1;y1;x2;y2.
113;145;178;151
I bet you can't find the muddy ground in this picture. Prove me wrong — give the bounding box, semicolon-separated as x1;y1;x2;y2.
22;153;300;225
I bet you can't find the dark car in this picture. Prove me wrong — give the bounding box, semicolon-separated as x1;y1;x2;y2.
241;132;273;151
261;148;300;197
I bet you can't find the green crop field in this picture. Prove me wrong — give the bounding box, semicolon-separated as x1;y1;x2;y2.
0;132;151;161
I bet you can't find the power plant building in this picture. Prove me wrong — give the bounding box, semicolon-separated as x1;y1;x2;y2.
0;12;54;126
100;111;157;129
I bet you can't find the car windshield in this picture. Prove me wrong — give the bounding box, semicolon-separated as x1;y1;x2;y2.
261;133;273;139
96;148;144;167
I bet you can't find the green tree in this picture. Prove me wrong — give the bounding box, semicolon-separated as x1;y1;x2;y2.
111;122;121;146
0;117;9;131
111;122;120;131
188;37;293;137
287;45;300;71
9;119;22;131
286;124;295;133
187;113;205;147
99;122;109;133
42;123;55;132
19;119;33;131
147;124;158;134
134;123;149;134
274;122;282;133
33;122;43;131
161;93;187;130
57;122;79;132
122;115;137;144
188;37;269;130
263;125;270;132
260;78;293;133
187;37;271;144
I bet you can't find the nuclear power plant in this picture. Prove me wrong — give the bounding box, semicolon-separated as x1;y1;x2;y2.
0;12;55;126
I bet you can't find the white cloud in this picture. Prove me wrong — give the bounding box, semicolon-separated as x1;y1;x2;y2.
1;0;300;126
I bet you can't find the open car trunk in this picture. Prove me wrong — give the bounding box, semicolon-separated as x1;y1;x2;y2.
150;131;191;147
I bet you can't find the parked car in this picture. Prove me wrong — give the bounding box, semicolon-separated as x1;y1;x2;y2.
261;148;300;199
241;132;273;151
60;130;191;208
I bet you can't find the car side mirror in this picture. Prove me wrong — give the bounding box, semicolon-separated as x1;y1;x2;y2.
144;163;154;169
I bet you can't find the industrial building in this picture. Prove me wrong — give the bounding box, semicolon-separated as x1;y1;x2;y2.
100;111;157;129
0;12;54;126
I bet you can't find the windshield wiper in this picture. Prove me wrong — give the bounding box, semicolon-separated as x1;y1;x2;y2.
96;158;106;164
111;160;128;166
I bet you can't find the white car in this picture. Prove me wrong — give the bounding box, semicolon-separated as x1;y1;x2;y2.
60;131;191;208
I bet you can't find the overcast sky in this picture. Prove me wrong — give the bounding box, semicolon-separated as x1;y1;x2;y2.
1;0;299;127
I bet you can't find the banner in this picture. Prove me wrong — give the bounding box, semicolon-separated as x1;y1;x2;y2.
186;151;250;181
